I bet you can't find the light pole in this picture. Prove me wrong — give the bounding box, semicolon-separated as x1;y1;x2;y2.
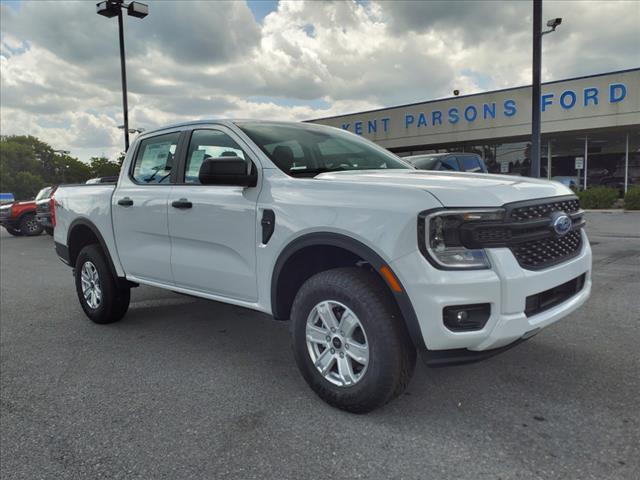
530;0;561;178
96;0;149;152
53;150;71;183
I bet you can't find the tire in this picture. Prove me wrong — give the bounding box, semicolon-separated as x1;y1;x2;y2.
4;226;22;236
74;244;130;324
290;267;416;413
44;227;54;236
19;213;43;236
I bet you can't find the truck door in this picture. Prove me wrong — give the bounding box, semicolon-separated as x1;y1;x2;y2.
112;131;182;285
167;127;259;301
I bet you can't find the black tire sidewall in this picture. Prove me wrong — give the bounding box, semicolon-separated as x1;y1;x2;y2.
74;245;129;324
19;214;43;236
291;268;410;412
5;227;23;236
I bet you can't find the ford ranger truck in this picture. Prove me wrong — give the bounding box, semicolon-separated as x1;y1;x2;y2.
53;120;592;413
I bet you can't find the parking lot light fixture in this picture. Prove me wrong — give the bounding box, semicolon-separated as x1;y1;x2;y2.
96;0;149;152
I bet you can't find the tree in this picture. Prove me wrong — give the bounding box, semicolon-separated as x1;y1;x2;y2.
11;171;46;201
89;156;121;178
0;135;92;199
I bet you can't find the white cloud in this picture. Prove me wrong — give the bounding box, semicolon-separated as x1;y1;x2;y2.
0;0;638;161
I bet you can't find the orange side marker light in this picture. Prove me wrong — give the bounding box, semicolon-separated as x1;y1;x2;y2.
380;265;403;293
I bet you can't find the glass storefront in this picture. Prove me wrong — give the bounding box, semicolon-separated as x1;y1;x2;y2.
391;128;640;192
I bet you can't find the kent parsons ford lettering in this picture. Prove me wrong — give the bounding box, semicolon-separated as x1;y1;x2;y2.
341;83;628;135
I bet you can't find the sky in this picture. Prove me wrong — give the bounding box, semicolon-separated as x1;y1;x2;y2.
1;0;639;162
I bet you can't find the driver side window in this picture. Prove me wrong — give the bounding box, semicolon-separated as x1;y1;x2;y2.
185;130;247;184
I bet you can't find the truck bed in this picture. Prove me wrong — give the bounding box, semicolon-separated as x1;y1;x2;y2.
53;184;124;275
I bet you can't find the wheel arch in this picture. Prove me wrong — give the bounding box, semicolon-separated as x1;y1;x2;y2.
271;232;426;350
67;218;120;281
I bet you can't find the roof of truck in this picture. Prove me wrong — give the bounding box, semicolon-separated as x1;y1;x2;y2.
141;119;313;137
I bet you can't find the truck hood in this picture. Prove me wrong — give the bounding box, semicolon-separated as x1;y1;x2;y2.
315;170;573;207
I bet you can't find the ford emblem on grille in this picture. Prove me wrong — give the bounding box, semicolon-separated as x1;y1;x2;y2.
550;211;572;236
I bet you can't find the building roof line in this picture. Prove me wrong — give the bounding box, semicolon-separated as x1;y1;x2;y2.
306;67;640;122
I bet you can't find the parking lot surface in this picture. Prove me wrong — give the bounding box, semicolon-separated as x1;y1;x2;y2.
1;212;639;479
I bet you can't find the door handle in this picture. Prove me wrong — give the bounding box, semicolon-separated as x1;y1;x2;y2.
118;197;133;207
171;199;193;209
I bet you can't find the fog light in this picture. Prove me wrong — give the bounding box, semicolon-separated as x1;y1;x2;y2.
443;304;491;332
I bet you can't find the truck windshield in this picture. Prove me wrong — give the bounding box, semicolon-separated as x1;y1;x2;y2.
35;187;52;201
236;122;411;177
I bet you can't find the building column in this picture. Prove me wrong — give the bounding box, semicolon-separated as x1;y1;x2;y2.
547;140;552;179
583;135;588;190
625;133;629;194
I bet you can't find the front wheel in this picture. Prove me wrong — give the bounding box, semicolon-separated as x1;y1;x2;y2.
4;226;22;236
290;267;416;413
19;214;43;236
75;244;130;324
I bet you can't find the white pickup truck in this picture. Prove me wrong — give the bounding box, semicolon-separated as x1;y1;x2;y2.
54;120;592;412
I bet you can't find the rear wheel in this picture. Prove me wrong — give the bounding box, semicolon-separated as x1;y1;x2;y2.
44;227;54;236
290;267;416;413
19;214;43;236
75;245;130;324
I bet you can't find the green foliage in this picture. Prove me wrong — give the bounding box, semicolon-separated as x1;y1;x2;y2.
624;186;640;210
577;187;619;209
89;156;121;178
0;135;92;200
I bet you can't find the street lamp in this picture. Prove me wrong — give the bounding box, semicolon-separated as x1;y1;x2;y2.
96;0;149;152
118;125;145;134
530;0;561;178
53;150;71;183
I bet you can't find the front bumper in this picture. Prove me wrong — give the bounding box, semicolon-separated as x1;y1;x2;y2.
391;229;592;356
36;213;53;228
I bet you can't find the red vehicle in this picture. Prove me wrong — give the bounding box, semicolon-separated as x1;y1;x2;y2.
0;187;55;236
35;185;58;236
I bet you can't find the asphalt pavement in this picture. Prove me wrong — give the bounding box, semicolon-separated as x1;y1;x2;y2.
1;212;639;479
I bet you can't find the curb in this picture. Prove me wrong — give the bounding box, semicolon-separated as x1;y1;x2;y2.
584;209;640;214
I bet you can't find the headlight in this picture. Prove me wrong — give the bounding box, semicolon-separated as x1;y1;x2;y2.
421;209;505;270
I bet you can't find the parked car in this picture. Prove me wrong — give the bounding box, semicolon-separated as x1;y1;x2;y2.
35;185;58;236
54;120;591;413
404;152;488;173
598;155;640;193
0;197;43;236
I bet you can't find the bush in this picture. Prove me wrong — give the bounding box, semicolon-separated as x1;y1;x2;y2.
577;187;619;209
624;186;640;210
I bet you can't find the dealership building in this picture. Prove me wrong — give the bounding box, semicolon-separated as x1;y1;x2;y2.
311;68;640;191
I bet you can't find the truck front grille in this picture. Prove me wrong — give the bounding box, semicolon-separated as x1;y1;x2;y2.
510;230;582;269
510;198;580;221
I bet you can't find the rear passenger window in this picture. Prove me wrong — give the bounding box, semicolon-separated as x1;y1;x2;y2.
461;156;483;172
185;130;247;184
132;132;180;184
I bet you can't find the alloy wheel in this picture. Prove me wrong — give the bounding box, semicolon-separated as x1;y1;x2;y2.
305;300;369;387
80;261;102;309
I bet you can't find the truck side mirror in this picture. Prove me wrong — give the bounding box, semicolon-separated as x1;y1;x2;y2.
198;157;257;187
